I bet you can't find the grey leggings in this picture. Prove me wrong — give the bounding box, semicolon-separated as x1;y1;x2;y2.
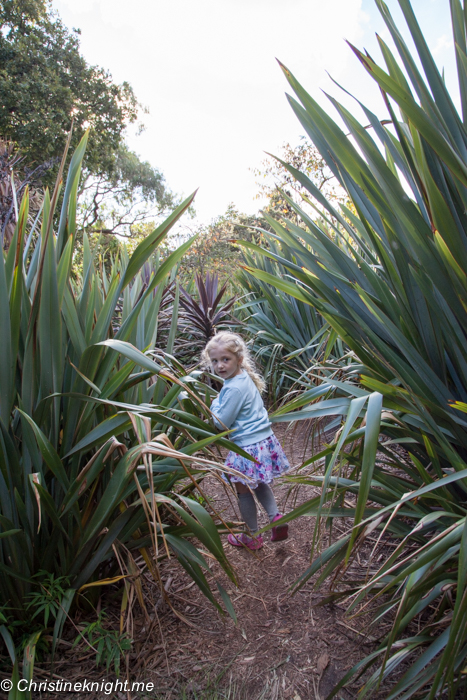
237;482;279;534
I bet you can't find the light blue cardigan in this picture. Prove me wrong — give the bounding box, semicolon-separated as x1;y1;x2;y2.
210;371;273;447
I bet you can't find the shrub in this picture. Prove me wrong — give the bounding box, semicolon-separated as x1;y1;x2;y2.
0;132;238;680
243;0;467;696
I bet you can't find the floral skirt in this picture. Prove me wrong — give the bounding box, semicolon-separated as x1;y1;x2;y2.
225;433;290;487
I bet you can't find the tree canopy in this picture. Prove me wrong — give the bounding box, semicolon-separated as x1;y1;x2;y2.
252;139;345;223
0;0;139;182
0;0;176;246
78;144;176;236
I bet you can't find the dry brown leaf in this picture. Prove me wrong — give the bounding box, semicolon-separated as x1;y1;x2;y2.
316;652;330;675
30;473;41;533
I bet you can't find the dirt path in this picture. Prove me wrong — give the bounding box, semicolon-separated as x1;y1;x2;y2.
40;424;386;700
136;424;379;700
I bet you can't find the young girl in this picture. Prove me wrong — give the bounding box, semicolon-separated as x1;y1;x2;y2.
202;331;290;551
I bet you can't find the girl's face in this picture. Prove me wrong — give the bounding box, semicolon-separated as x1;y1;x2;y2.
208;344;242;380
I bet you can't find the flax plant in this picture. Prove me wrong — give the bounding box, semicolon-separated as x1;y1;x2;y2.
237;244;344;404
0;133;239;693
241;0;467;696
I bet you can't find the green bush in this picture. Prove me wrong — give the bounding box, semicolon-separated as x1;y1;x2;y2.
243;0;467;696
0;132;239;684
238;242;345;405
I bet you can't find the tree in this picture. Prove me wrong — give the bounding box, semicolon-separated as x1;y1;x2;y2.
252;139;347;224
177;141;349;285
78;145;176;237
1;0;46;27
0;0;138;181
0;0;175;246
178;204;269;286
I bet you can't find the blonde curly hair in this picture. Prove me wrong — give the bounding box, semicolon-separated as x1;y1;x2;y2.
202;331;266;394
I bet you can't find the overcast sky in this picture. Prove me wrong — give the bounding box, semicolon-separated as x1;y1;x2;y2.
52;0;453;227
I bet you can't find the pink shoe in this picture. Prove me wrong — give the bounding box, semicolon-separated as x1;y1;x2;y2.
227;533;264;551
271;514;289;542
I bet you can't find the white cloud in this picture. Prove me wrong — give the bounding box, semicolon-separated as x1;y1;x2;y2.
432;33;453;56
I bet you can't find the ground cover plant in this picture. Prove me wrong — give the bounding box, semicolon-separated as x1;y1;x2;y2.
0;132;243;695
240;0;467;696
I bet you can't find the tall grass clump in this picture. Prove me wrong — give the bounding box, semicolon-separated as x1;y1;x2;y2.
0;132;239;686
237;243;346;405
241;0;467;696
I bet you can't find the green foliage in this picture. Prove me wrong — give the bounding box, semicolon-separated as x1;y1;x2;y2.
0;138;44;251
243;0;467;696
252;139;346;225
0;0;47;27
0;1;137;181
73;611;131;676
180;145;345;285
0;133;239;679
78;144;176;238
25;572;70;628
0;4;175;249
237;241;345;405
179;204;265;287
